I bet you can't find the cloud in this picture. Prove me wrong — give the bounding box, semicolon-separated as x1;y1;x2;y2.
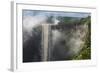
23;14;48;43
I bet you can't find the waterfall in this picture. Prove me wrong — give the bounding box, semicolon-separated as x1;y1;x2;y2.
42;24;49;61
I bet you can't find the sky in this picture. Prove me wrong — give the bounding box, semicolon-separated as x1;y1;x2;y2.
23;9;91;18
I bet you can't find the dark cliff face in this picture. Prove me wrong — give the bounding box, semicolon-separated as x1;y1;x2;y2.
23;24;89;62
49;22;88;61
23;26;42;62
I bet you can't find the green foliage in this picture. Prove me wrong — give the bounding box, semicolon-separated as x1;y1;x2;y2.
58;17;81;25
73;16;91;60
73;47;91;60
